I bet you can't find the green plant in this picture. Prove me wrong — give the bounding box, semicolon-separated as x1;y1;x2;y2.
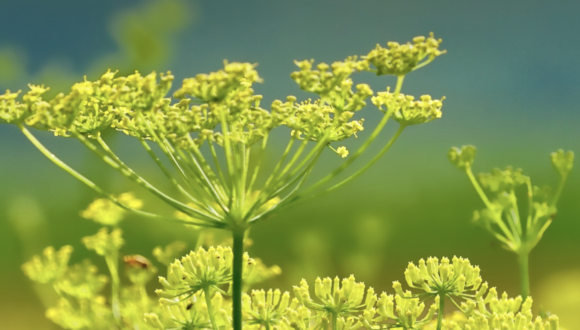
4;31;570;330
1;34;445;330
448;146;574;300
23;229;561;330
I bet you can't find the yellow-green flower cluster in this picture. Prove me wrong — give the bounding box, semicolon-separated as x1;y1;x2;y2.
22;246;117;330
284;99;365;143
243;258;282;290
145;291;231;330
433;294;560;330
372;91;444;126
153;241;188;266
449;146;574;256
401;256;483;300
82;228;125;257
22;245;73;284
46;296;112;330
290;58;371;111
366;33;445;76
173;62;261;103
371;291;438;329
448;145;477;171
156;246;263;300
293;275;376;320
81;192;143;226
550;149;574;177
242;289;291;329
54;260;109;299
157;246;234;300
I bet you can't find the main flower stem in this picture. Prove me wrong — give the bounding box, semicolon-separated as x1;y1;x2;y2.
518;251;530;300
232;227;246;330
437;293;445;330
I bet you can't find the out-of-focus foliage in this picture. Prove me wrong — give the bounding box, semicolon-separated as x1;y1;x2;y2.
0;47;27;84
0;0;193;96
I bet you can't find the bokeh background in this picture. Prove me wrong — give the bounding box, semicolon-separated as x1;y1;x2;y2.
1;0;579;328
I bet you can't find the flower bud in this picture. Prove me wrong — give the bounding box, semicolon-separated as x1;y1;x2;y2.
448;145;477;170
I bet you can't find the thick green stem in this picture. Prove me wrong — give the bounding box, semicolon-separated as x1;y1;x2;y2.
437;293;445;330
332;312;338;330
105;253;121;321
204;286;219;330
232;228;246;330
518;251;530;300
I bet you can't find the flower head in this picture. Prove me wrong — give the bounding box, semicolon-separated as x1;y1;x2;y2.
372;91;444;126
366;33;445;76
448;145;477;171
242;289;291;329
293;275;376;320
22;245;73;284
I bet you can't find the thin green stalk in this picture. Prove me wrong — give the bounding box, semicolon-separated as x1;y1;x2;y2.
163;139;225;212
203;286;219;330
186;135;229;201
332;312;338;330
269;147;325;200
138;137;204;206
17;125;202;224
466;167;516;243
21;127;218;226
525;178;534;233
283;130;332;180
312;124;405;200
75;132;221;223
275;138;309;181
518;251;530;300
240;144;251;206
247;134;269;194
290;76;406;200
208;139;230;194
139;113;226;215
260;138;296;195
437;293;445;330
247;149;324;224
551;174;568;208
217;111;238;199
140;116;196;185
142;140;221;218
138;285;148;309
105;253;121;321
182;140;229;212
231;228;246;330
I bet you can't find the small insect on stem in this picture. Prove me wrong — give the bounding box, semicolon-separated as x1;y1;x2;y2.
123;255;152;269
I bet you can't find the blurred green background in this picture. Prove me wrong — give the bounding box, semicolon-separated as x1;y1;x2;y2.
1;0;579;328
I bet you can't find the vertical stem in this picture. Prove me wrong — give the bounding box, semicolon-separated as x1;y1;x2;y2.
332;312;338;330
518;251;530;300
105;253;121;321
436;293;445;330
204;287;219;330
232;228;246;330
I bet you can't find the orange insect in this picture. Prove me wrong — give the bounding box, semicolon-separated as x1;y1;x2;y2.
123;255;152;269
